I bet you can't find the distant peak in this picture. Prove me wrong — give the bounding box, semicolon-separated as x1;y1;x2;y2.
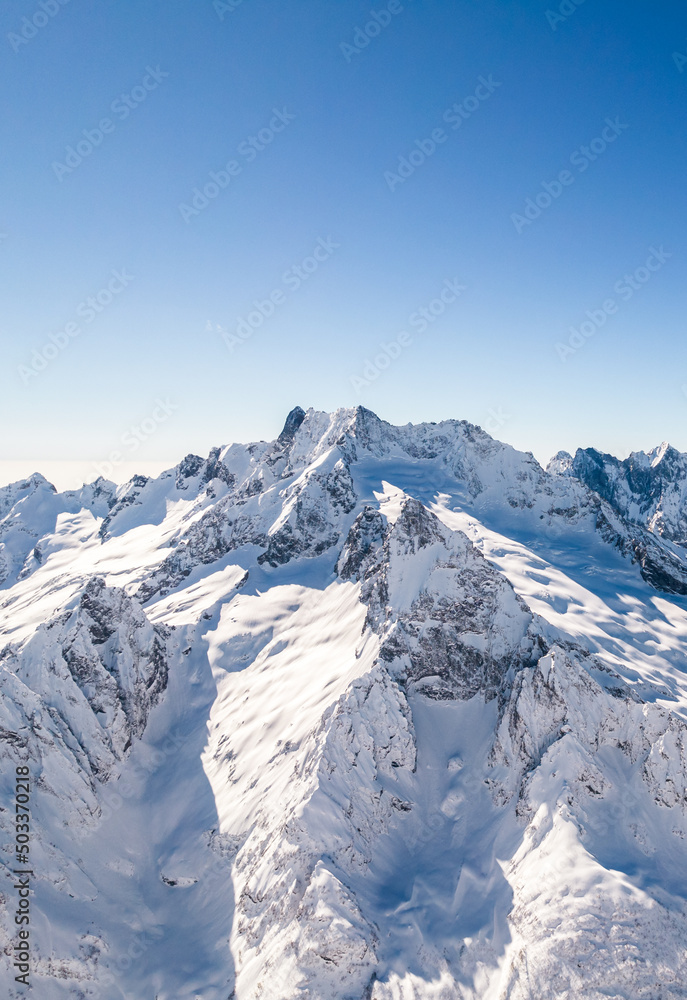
546;451;573;476
648;441;672;467
14;472;57;493
277;406;306;444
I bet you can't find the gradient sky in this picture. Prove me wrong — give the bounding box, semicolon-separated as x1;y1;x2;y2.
1;0;686;488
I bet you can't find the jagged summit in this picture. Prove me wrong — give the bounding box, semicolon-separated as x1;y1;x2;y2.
557;440;687;547
277;404;307;443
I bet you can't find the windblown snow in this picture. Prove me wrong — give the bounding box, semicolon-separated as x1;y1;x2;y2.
2;405;687;999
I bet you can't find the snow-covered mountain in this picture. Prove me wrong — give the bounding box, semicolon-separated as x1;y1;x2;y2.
2;406;687;999
548;442;687;549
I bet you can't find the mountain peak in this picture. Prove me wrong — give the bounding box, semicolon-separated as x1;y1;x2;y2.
546;450;574;476
277;405;307;444
648;440;673;467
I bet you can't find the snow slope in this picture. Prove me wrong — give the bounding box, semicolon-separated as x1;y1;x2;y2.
1;406;687;998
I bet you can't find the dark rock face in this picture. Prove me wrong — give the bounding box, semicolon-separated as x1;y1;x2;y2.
278;406;306;445
594;507;687;596
136;503;264;602
385;587;542;705
79;578;119;645
392;497;445;550
571;448;619;500
258;463;357;568
62;577;170;746
0;577;170;778
200;447;236;490
337;507;386;582
342;497;540;701
628;538;687;596
570;444;687;548
176;453;205;486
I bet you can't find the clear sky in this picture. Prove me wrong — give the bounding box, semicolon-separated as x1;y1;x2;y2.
1;0;686;488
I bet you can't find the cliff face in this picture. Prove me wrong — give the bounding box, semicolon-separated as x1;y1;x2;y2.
550;441;687;549
2;407;687;999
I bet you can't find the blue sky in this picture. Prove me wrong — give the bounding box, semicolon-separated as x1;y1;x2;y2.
1;0;686;486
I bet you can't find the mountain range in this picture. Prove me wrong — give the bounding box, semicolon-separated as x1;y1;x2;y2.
2;405;687;999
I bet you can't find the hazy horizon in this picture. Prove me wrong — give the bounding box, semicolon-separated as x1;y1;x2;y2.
1;399;683;493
